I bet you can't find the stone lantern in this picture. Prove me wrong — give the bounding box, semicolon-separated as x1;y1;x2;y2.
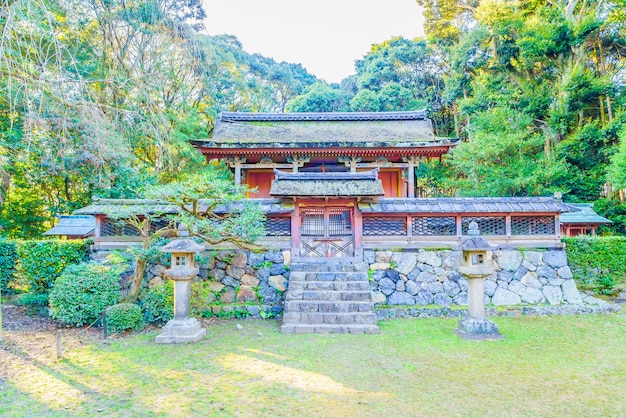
454;222;504;341
155;223;207;344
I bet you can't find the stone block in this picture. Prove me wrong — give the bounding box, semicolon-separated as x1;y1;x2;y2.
371;291;387;305
542;286;563;305
453;292;468;305
220;287;236;303
230;252;247;268
496;251;523;271
520;271;542;289
269;264;287;275
557;266;573;279
269;275;288;292
264;251;284;263
226;265;245;279
458;278;468;292
391;252;418;275
255;266;271;281
536;265;556;279
240;274;260;287
562;279;583;304
388;291;416;305
370;262;391;270
415;289;434;306
524;251;544;266
543;250;568;268
384;269;401;282
443;280;461;296
155;318;206;344
395;280;406;292
521;287;546;304
417;250;442;267
237;285;258;303
363;250;376;264
222;276;239;288
247;252;265;268
442;251;463;269
483;279;497;296
492;288;522;306
148;276;164;288
522;260;537;272
375;250;393;263
426;281;444;294
207;280;225;293
405;280;420;296
508;280;525;296
415;271;437;283
209;268;225;281
433;293;452;307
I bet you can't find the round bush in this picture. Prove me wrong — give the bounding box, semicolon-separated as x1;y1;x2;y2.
105;303;144;333
49;262;120;326
139;282;174;324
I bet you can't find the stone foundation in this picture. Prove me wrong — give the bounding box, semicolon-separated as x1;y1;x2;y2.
366;249;585;308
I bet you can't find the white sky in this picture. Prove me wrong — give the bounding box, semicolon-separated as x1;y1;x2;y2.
202;0;425;83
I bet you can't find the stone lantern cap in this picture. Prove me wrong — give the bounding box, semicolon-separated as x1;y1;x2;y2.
453;221;501;252
160;223;205;253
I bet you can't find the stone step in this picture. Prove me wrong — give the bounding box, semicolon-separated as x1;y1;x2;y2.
285;290;372;302
290;262;369;273
287;280;371;291
284;300;374;313
280;324;381;334
282;312;377;325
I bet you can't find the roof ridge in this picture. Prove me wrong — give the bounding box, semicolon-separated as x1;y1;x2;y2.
220;110;427;122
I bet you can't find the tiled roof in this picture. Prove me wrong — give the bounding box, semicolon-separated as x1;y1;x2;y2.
358;197;578;214
220;110;427;122
192;110;457;151
270;169;384;197
43;215;95;236
74;198;294;216
560;203;612;224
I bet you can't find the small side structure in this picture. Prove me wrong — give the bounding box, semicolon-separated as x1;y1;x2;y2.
43;215;95;239
560;203;612;236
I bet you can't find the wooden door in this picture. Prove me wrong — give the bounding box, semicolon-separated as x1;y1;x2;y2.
378;170;400;197
246;171;274;197
299;207;354;257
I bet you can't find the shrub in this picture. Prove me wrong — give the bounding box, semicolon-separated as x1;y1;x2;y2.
564;236;626;295
17;240;90;294
105;303;145;333
14;292;49;307
139;282;174;324
49;262;120;326
0;238;18;293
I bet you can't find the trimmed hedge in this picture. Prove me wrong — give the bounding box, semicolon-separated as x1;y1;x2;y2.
49;262;120;326
0;238;18;292
563;236;626;294
105;303;145;333
17;240;90;294
138;282;174;324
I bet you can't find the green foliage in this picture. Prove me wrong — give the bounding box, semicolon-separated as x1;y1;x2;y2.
0;238;18;292
138;282;174;324
593;199;626;236
563;236;626;295
16;240;90;294
49;262;121;326
105;303;145;334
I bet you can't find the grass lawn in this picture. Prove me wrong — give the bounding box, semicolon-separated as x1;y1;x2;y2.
1;314;625;417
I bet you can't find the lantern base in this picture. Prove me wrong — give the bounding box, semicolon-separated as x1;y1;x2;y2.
454;316;504;341
155;318;206;344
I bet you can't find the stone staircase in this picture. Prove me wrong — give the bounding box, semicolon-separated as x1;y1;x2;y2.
281;262;380;334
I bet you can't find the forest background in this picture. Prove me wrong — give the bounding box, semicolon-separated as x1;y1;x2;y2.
0;0;624;238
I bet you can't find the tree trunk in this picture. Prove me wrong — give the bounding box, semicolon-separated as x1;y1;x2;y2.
124;258;146;303
453;102;460;138
606;96;613;123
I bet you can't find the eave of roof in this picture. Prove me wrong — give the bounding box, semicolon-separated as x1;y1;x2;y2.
43;215;96;236
559;203;612;224
220;110;427;122
358;197;578;214
73;198;294;216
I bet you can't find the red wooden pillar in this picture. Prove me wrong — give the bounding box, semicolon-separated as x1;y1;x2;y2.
353;203;363;259
291;201;301;256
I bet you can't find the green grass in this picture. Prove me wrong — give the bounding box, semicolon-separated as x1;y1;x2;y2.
1;314;625;417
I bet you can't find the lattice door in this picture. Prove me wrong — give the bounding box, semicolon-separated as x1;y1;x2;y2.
300;207;354;258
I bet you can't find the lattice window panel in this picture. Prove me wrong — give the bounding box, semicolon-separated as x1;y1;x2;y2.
150;218;172;233
301;208;324;236
264;217;291;236
100;218;141;237
412;217;457;236
461;216;506;236
363;216;407;236
511;216;555;235
328;208;352;237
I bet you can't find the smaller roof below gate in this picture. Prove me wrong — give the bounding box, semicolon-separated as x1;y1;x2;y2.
559;203;612;224
43;215;96;237
358;197;578;214
269;169;384;197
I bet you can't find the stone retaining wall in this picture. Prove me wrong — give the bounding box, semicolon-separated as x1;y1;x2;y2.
365;249;586;308
143;250;289;318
